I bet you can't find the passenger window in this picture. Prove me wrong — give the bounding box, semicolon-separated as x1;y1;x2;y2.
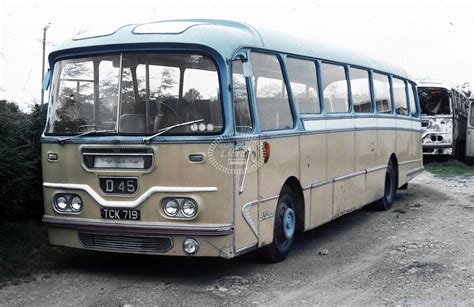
393;78;408;115
286;58;320;114
470;102;474;126
232;61;253;133
350;68;372;113
321;63;349;113
251;52;294;131
408;83;417;116
373;73;392;114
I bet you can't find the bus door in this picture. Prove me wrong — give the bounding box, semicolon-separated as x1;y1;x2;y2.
231;59;260;254
467;101;474;158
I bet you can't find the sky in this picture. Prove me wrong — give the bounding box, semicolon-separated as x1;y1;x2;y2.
0;0;472;111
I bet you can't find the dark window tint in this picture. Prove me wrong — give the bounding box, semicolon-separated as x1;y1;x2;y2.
350;68;372;113
232;61;252;133
251;52;294;131
418;87;451;115
321;63;349;113
393;78;408;115
286;58;320;114
373;73;392;113
470;101;474;126
408;83;417;116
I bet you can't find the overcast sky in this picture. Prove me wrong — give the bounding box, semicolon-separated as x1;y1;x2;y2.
0;0;472;110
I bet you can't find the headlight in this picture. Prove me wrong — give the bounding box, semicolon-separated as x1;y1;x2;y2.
183;238;199;255
164;199;179;217
161;198;199;219
53;194;83;213
70;196;83;212
56;196;68;210
181;200;197;218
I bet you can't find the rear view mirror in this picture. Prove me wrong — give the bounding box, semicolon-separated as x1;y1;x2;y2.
42;69;51;91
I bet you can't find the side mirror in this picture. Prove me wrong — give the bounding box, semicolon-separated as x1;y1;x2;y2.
242;60;253;78
42;69;51;91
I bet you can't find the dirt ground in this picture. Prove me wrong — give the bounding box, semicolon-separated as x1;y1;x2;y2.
0;171;473;306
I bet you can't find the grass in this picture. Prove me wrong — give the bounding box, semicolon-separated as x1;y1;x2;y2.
424;160;474;177
0;219;77;288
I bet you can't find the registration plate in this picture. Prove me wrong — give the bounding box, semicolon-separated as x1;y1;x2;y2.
99;177;138;194
100;208;141;220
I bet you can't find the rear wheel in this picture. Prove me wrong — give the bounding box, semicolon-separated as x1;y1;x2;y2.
261;188;296;263
375;160;396;211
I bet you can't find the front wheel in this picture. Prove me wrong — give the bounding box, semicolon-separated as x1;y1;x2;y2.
374;160;396;211
261;188;296;263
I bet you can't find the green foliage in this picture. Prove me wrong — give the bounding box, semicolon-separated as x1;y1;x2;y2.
425;160;474;177
0;220;80;286
0;100;47;217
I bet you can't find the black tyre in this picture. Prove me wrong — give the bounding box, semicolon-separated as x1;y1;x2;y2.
261;187;296;263
375;160;396;211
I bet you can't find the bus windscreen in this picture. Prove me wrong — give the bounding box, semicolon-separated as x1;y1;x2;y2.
418;87;450;116
47;53;222;136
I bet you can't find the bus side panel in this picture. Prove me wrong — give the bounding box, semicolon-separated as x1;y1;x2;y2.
396;123;411;187
327;130;358;216
410;121;423;172
299;133;331;229
376;119;396;194
354;123;378;205
258;136;300;246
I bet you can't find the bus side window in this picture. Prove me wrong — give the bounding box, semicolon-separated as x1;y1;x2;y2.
321;63;349;113
232;61;253;133
286;57;320;114
373;72;392;114
250;52;294;131
470;101;474;126
408;83;417;117
350;68;372;113
393;78;408;116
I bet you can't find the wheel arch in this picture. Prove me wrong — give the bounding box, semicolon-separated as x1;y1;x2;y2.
280;176;305;234
389;153;399;188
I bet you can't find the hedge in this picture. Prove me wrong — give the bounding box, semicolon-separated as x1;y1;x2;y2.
0;101;47;218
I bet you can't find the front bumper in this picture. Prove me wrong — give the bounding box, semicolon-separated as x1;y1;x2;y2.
43;215;235;258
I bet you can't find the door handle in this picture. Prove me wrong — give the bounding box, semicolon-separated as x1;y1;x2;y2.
239;147;252;194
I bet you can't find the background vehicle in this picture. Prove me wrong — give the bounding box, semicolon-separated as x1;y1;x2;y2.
42;19;423;262
417;80;469;157
467;93;474;159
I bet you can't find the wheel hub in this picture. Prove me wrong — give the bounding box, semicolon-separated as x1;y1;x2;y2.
282;207;296;240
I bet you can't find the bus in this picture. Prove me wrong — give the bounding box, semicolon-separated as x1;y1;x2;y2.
42;19;423;262
467;93;474;158
417;81;469;157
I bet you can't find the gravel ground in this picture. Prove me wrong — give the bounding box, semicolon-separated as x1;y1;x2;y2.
0;171;473;306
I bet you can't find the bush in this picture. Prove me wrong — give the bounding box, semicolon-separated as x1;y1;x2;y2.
0;100;47;218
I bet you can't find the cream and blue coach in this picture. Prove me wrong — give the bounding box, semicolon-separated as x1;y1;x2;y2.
42;19;423;262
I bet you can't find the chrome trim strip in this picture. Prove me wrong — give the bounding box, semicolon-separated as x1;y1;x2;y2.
43;215;233;236
234;243;258;257
366;165;387;173
82;153;154;156
43;182;218;208
311;179;333;189
334;170;366;182
242;201;259;239
406;166;424;177
398;159;422;166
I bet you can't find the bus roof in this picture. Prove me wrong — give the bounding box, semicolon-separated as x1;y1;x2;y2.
50;19;413;80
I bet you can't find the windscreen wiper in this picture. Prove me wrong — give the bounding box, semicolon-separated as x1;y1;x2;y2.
143;119;204;144
58;129;116;145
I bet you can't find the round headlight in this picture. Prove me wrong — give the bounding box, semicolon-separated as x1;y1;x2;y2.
56;196;68;210
183;238;199;255
164;199;179;216
181;200;197;217
70;196;82;212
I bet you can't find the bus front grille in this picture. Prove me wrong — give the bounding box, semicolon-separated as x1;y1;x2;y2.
79;233;172;253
